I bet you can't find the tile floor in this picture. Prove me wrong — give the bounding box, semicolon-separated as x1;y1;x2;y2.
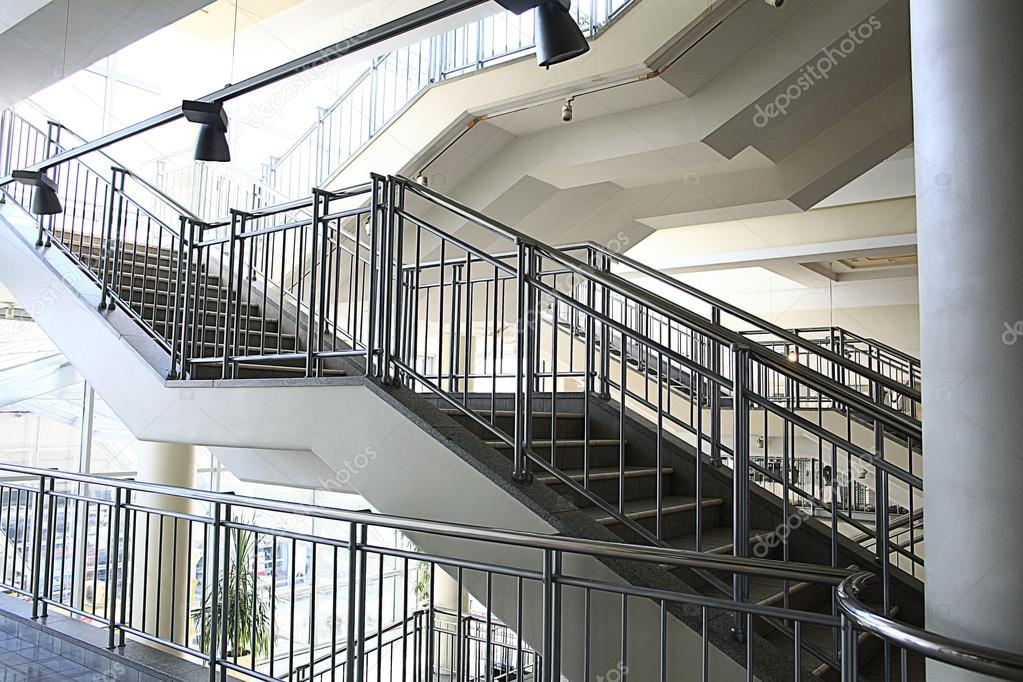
0;631;104;681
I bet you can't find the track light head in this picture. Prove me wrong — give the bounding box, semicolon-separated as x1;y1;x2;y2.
535;0;590;67
562;98;574;122
182;100;231;162
12;170;63;215
496;0;590;68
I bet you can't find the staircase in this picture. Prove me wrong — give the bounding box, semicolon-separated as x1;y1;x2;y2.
0;108;928;680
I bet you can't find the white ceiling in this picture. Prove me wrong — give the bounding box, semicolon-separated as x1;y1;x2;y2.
0;0;215;107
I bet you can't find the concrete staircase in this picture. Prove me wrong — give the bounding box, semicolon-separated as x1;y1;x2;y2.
418;391;922;680
0;165;926;680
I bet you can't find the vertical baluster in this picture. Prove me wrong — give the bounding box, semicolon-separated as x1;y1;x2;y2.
731;345;750;639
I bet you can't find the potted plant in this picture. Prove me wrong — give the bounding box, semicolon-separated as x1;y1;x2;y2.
193;528;273;667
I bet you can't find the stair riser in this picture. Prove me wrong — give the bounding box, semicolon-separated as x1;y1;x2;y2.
447;413;586;440
527;444;624;470
187;346;301;362
119;289;255;314
86;260;220;286
58;239;180;263
545;472;674;506
191;364;309;380
169;327;299;349
751;586;831;637
139;310;281;334
607;504;722;544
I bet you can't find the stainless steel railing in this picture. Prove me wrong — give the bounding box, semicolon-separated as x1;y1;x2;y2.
1;464;1019;680
0;462;852;681
291;607;540;682
261;0;636;201
176;0;638;221
576;240;923;418
3;118;926;588
837;573;1023;681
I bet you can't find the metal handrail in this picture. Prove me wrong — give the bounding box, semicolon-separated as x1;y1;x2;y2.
580;239;923;404
0;0;495;187
47;122;202;224
0;462;849;583
838;573;1023;680
262;0;637;199
398;176;921;439
294;605;533;680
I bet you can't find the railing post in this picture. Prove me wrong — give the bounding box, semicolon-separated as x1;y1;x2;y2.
840;614;857;682
168;215;189;379
306;189;323;377
208;501;223;682
98;169;117;310
345;522;358;682
106;486;123;648
710;306;723;466
222;211;241;380
41;476;56;619
218;500;233;682
379;178;397;383
730;344;750;640
355;524;368;682
108;169;128;311
29;474;47;619
178;221;196;380
598;255;612;399
541;549;553;682
513;241;535;483
367;175;384;378
392;183;407;385
118;487;133;647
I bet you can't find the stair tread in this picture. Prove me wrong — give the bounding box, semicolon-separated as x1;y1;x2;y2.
668;526;777;555
444;408;585;419
535;466;672;484
484;438;621;449
581;496;723;524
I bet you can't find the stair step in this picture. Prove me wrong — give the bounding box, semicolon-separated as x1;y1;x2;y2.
667;526;778;555
535;465;675;506
582;496;722;525
535;466;671;484
445;408;588;439
485;439;621;449
128;304;281;332
191;362;346;380
457;409;585;419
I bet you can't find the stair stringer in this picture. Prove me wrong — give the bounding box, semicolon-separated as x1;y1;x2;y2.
0;209;754;681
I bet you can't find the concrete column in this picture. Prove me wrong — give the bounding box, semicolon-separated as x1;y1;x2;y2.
433;568;471;675
131;441;197;647
910;1;1023;678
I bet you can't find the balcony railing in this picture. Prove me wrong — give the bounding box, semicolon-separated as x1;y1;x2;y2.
0;463;1020;680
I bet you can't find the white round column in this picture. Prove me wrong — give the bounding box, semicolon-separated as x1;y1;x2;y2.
910;1;1023;678
131;440;197;647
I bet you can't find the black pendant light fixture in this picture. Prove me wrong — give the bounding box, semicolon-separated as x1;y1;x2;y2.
182;100;231;162
496;0;590;68
12;170;63;215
